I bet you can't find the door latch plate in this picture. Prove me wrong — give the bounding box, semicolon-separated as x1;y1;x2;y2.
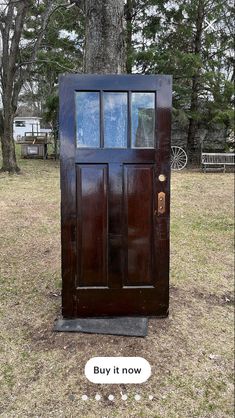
158;192;166;215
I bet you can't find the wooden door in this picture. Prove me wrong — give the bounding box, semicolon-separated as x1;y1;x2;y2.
60;75;172;317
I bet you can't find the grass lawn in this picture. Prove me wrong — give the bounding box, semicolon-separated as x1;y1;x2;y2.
0;150;234;418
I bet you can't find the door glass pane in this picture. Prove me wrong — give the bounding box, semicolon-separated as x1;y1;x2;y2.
104;92;127;148
131;92;155;148
76;92;100;148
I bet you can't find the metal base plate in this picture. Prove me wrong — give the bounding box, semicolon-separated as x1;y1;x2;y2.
54;317;148;337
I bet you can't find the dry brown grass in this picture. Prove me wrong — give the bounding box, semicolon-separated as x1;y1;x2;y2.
0;152;234;418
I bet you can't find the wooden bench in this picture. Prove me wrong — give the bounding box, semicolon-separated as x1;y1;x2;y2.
201;153;235;172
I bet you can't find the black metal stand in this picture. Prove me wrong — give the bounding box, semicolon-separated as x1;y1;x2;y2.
54;317;148;337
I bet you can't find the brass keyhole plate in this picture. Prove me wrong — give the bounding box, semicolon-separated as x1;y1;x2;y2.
158;192;166;215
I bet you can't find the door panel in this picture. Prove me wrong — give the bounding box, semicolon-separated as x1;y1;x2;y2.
124;165;154;286
74;288;168;316
76;164;108;287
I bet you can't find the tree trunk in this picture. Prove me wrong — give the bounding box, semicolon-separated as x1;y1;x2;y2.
1;76;22;173
0;81;20;173
125;0;133;73
84;0;126;73
0;0;27;173
0;110;19;173
187;0;204;164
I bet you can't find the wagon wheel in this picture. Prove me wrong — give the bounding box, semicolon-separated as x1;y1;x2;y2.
171;146;188;170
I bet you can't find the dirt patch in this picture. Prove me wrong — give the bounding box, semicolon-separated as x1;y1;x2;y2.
170;285;234;307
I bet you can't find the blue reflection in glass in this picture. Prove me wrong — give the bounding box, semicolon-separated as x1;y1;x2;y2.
104;92;127;148
131;93;155;148
76;92;100;148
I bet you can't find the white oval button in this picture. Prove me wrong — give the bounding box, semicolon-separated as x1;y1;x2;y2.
85;357;151;384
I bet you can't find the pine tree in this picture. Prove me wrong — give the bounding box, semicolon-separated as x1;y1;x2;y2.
132;0;234;160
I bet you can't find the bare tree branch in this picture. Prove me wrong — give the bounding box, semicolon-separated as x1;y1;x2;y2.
9;1;29;73
18;58;79;72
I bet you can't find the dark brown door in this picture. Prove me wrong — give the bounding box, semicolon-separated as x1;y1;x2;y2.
60;75;172;317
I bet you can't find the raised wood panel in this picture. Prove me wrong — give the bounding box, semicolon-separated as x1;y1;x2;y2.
75;288;168;317
124;164;154;286
76;165;108;287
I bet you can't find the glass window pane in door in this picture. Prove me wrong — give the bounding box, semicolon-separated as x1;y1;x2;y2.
104;92;127;148
76;92;100;148
131;92;155;148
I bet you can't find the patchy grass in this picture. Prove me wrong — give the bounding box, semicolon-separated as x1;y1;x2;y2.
0;152;234;418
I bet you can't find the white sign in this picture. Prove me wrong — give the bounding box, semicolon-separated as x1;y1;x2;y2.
27;146;38;155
